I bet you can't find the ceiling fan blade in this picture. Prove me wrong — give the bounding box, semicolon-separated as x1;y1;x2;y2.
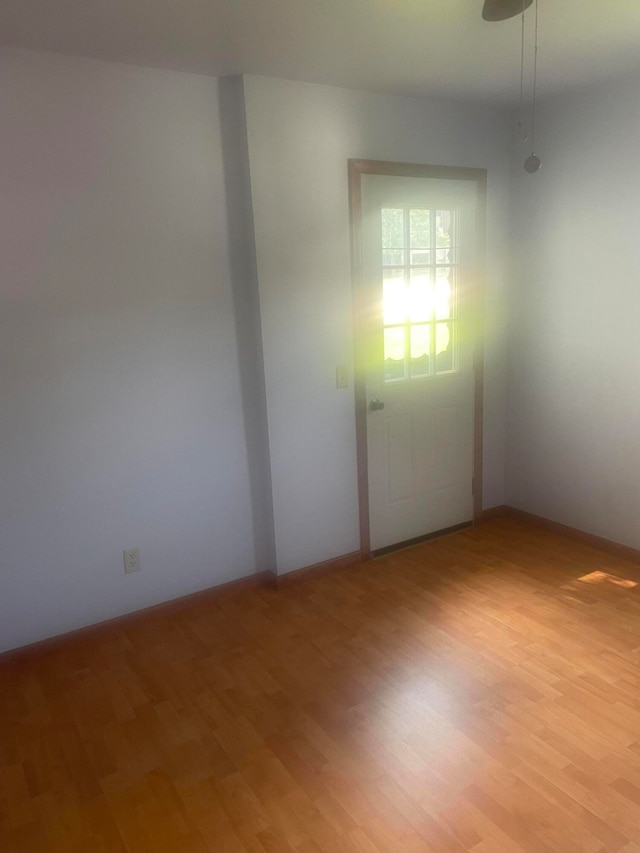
482;0;533;21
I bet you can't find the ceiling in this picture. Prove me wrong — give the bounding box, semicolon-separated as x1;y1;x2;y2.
2;0;640;104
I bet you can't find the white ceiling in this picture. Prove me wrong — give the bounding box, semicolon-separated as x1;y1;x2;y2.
2;0;640;104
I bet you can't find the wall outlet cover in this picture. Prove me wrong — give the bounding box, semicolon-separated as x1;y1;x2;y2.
123;548;140;574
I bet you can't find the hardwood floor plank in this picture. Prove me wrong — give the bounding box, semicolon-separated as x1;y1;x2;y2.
5;517;640;850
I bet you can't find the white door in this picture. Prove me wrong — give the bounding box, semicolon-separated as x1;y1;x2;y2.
362;174;478;552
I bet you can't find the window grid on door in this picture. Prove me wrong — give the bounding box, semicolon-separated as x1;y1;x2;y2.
381;206;458;383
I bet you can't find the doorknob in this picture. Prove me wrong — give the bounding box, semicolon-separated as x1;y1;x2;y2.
369;398;385;411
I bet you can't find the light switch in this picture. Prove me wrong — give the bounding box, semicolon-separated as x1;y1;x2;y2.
336;365;348;389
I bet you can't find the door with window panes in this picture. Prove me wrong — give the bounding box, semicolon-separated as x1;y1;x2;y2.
361;175;477;552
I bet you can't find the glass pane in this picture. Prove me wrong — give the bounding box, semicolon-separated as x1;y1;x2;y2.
384;327;406;381
410;325;431;377
435;269;453;320
436;247;454;265
383;249;404;266
436;209;455;248
410;209;430;248
436;321;454;373
382;208;404;249
408;269;432;322
410;249;431;266
383;269;407;325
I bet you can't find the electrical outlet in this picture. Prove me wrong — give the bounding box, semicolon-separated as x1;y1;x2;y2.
123;548;140;574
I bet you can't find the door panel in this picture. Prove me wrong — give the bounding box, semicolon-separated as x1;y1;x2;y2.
362;174;477;552
386;413;413;503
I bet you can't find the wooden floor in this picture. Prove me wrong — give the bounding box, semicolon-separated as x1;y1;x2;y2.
4;518;640;852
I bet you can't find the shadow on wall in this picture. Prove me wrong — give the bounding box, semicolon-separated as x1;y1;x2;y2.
217;76;276;574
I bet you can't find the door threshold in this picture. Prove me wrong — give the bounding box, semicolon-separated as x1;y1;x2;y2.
372;520;473;558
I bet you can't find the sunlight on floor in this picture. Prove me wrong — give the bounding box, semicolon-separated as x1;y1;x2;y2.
578;570;637;589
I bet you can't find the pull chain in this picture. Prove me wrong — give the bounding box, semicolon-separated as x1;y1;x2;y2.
524;0;541;172
518;0;527;141
531;0;538;153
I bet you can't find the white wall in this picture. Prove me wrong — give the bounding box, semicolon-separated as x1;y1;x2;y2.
506;69;640;547
243;76;512;574
0;50;514;650
0;50;259;651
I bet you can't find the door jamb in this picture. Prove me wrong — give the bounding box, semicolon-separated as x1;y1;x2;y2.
348;159;487;557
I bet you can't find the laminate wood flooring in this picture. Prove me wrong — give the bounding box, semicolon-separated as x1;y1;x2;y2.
3;517;640;852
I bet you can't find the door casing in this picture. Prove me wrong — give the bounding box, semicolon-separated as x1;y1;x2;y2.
348;159;487;557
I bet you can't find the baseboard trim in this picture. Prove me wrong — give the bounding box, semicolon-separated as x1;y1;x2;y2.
272;550;366;588
483;504;640;565
0;570;275;663
10;507;637;661
479;504;510;521
1;549;370;660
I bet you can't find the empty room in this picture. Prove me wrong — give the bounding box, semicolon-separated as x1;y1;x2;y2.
3;0;640;850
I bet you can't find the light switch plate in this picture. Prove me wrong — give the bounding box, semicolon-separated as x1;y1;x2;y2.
336;365;348;388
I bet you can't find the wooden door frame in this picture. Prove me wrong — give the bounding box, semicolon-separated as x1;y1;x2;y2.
348;159;487;557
